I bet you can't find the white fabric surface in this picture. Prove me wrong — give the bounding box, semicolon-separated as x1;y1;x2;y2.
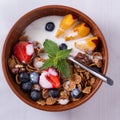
0;0;119;120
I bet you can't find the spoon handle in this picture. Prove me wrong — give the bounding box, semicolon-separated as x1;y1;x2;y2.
67;56;113;86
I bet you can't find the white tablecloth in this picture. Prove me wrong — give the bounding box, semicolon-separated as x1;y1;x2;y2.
0;0;119;120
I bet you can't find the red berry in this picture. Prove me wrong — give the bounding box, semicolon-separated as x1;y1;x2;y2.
39;68;60;89
46;74;60;88
13;41;34;64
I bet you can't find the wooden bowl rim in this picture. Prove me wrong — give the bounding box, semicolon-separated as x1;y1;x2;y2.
2;5;108;111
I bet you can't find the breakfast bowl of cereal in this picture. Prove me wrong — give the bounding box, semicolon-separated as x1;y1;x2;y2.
2;5;108;111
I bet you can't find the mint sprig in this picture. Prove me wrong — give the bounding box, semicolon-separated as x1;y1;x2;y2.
41;58;54;70
43;39;59;57
57;59;70;78
41;39;72;78
56;49;72;59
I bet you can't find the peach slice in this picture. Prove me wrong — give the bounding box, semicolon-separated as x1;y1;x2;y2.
65;22;90;41
56;14;77;37
74;36;98;52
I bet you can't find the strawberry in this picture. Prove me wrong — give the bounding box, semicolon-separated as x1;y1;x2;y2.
39;68;60;89
13;41;34;64
46;74;60;88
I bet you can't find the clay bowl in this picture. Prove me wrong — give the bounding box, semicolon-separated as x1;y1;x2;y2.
2;5;108;111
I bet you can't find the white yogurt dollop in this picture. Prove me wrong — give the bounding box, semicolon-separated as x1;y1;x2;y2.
24;16;93;57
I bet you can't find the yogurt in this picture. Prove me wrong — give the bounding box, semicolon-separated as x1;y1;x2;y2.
24;16;93;57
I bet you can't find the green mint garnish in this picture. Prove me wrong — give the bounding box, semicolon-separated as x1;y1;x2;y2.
57;59;70;79
40;58;54;70
41;39;72;78
43;39;59;57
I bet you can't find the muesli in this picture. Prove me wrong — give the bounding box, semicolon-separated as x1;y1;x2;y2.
8;14;103;105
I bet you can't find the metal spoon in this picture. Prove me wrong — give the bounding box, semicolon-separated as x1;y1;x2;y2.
67;56;113;86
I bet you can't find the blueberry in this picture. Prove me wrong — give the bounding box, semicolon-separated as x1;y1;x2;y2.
30;90;41;101
30;72;39;84
71;88;81;99
21;81;32;92
91;66;101;72
19;72;29;82
59;43;67;50
49;89;60;98
45;22;55;31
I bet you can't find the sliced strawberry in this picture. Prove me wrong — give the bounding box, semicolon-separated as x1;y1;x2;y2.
39;71;53;89
13;41;34;64
47;68;58;76
46;74;60;88
39;68;60;89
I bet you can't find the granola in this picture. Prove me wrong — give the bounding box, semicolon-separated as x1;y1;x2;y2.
7;14;104;106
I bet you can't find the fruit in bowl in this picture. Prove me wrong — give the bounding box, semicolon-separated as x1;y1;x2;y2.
2;5;108;111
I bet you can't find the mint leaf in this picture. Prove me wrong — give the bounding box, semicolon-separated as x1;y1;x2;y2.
57;59;70;78
53;58;58;67
56;49;72;59
43;39;59;57
41;39;72;78
41;58;54;70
